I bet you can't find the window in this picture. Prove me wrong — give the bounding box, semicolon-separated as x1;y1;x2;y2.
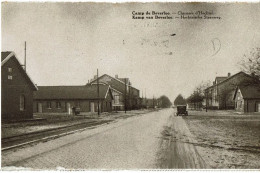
8;75;12;80
20;95;25;111
114;95;120;104
47;102;52;109
8;68;12;72
56;102;61;109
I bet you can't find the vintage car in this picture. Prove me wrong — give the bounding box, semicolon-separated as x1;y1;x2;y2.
176;105;188;116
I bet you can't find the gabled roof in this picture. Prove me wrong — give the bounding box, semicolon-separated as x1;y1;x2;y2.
1;51;12;62
118;78;130;84
1;51;38;91
205;71;259;91
89;82;123;94
215;77;228;84
88;74;139;91
234;85;260;100
34;85;112;100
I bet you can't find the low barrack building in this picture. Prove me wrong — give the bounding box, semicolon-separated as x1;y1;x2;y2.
233;85;260;113
33;85;113;114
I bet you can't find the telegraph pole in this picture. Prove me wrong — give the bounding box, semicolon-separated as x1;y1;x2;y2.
24;41;26;71
129;85;131;110
145;88;147;108
97;69;100;115
205;91;208;112
153;95;155;109
125;78;127;113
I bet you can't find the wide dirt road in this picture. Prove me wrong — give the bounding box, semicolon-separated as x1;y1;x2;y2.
2;109;207;170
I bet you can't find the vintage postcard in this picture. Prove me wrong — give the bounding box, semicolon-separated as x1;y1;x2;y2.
1;1;260;170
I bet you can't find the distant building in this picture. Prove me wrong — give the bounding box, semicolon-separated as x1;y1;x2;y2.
1;51;38;120
205;72;260;110
33;85;113;114
233;85;260;112
87;74;140;111
143;98;156;108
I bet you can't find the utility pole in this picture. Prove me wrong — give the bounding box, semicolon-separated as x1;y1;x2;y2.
24;41;26;71
129;85;131;110
124;78;127;113
145;88;147;108
205;91;208;112
153;95;155;109
97;69;100;115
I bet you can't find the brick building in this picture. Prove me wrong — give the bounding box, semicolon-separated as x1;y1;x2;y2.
1;51;38;120
33;85;113;114
205;72;260;110
87;74;140;111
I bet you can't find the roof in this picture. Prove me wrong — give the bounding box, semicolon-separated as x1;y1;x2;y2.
118;78;129;84
88;74;139;91
1;51;12;62
234;85;260;99
205;71;259;91
1;51;38;91
215;77;228;84
34;85;112;100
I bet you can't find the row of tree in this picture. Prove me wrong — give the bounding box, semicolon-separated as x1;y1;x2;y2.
158;95;172;108
173;81;211;110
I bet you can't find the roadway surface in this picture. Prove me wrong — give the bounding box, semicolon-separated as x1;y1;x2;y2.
2;109;208;170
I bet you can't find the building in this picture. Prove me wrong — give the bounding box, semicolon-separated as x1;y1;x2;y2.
87;74;140;111
1;51;38;120
33;85;113;114
233;85;260;112
205;71;260;110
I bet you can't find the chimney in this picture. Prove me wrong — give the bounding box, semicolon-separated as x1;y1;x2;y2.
228;73;231;77
115;74;118;79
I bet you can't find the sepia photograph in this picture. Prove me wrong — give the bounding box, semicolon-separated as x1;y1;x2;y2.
1;1;260;170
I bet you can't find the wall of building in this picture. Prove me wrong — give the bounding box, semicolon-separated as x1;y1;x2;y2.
96;75;140;110
33;92;113;114
246;99;260;112
2;57;34;119
234;89;244;112
218;73;255;109
206;72;256;110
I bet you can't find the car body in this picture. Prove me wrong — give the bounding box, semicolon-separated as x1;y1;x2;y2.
176;105;188;116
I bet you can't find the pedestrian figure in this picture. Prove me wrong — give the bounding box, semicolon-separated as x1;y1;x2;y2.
72;106;76;116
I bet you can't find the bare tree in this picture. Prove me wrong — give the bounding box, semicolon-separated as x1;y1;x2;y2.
239;47;260;77
188;81;211;110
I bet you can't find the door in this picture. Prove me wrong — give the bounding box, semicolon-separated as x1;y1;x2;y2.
67;102;71;114
258;102;260;112
37;103;42;113
90;102;95;113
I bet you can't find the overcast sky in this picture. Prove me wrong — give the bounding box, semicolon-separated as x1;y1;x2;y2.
2;2;260;101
